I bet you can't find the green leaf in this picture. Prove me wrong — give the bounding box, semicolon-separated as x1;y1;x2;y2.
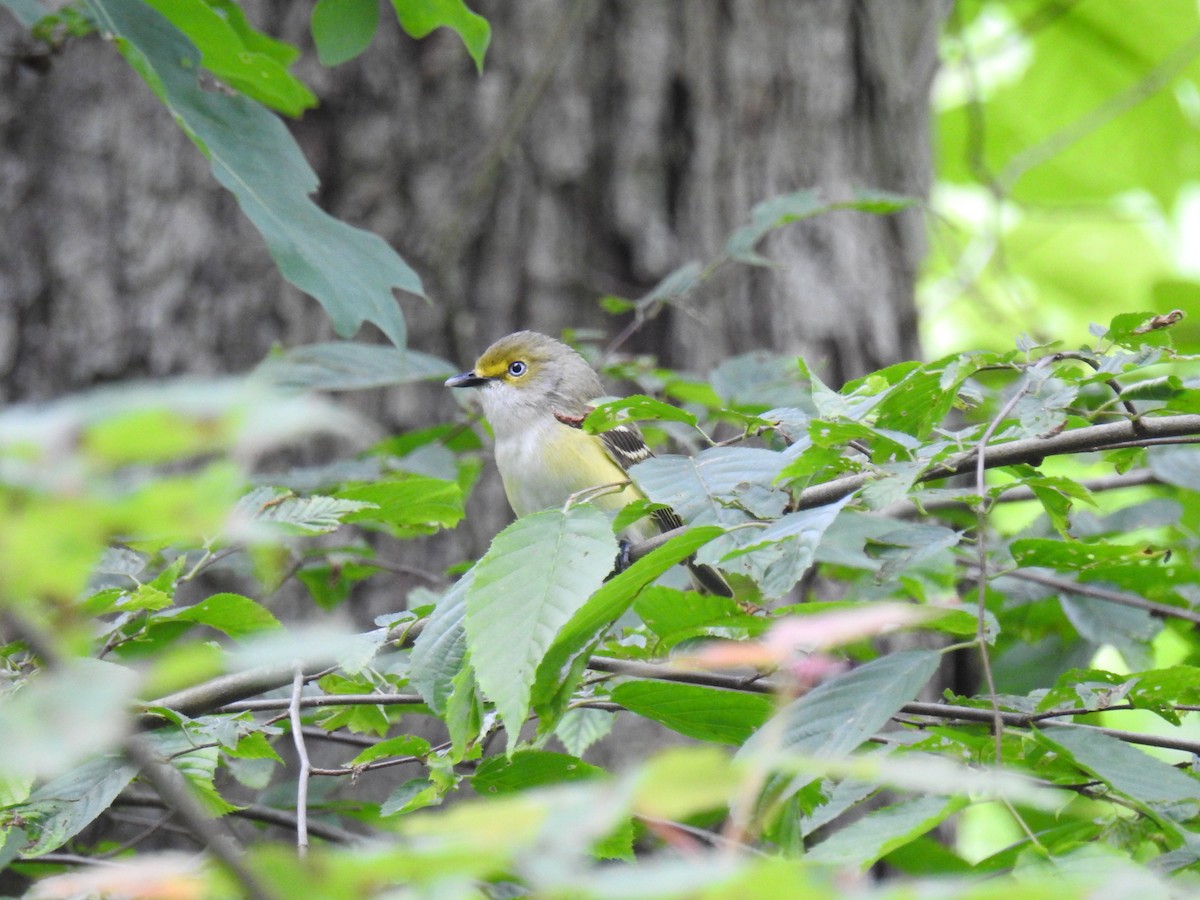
171;592;282;639
554;708;615;758
1011;538;1167;571
311;0;379;66
725;190;824;265
718;497;853;599
351;735;432;766
338;474;464;536
530;526;726;726
612;681;774;746
634;586;767;649
380;778;440;817
255;342;454;392
631;447;787;564
85;0;422;347
13;756;139;857
142;0;316;116
237;487;376;535
1040;727;1200;808
806;795;966;869
389;0;491;73
465;506;618;748
409;570;472;713
472;750;605;795
742;650;941;798
582;395;698;434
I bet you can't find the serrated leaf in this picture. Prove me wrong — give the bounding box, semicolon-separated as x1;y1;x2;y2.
380;777;440;817
631;447;787;565
612;681;773;746
85;0;421;346
255;342;454;392
311;0;379;66
237;486;375;535
389;0;490;73
338;475;464;535
172;592;282;639
530;526;725;727
719;497;852;598
409;570;472;713
465;506;618;749
555;708;615;758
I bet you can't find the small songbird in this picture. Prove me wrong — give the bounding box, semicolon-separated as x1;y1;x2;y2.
446;331;731;596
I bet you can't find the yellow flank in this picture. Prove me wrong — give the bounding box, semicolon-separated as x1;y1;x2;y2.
497;421;652;538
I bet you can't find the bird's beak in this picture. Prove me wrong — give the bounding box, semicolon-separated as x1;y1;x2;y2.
445;371;491;388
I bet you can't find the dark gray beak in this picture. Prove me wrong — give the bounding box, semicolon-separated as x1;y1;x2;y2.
445;372;491;388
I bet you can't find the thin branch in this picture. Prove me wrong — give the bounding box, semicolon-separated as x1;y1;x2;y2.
975;359;1054;762
122;734;277;900
586;656;1200;755
989;567;1200;626
219;693;426;713
116;792;357;844
288;667;310;857
627;412;1200;562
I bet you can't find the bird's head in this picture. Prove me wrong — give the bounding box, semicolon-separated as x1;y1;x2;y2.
445;331;604;428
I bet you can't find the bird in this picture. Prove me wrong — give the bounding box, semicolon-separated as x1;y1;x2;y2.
445;331;732;596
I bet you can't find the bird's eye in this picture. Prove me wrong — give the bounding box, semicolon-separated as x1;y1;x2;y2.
507;361;527;377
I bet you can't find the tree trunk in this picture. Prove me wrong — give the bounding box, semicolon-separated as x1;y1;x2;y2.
0;0;948;753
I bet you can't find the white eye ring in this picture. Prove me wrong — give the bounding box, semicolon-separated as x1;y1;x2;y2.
508;361;527;376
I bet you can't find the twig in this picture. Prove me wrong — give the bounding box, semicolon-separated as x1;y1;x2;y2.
116;793;356;844
975;358;1056;761
629;412;1200;562
122;734;277;900
992;567;1200;626
586;656;1200;755
219;693;426;713
289;667;310;857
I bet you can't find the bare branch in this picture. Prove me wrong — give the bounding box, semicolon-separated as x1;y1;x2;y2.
289;667;311;857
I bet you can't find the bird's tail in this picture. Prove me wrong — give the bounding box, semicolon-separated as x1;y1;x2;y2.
687;559;733;597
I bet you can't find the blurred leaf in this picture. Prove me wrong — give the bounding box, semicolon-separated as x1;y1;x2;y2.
255;342;454;391
311;0;378;66
631;746;739;820
743;650;941;798
351;735;432;766
1040;728;1200;809
1;0;48;27
0;660;137;781
86;0;421;346
806;795;966;869
612;681;773;745
465;506;618;747
1149;446;1200;491
388;0;491;72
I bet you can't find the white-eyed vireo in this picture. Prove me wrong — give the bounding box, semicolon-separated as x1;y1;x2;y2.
446;331;731;596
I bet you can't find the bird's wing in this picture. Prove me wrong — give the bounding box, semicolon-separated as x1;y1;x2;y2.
564;412;732;597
